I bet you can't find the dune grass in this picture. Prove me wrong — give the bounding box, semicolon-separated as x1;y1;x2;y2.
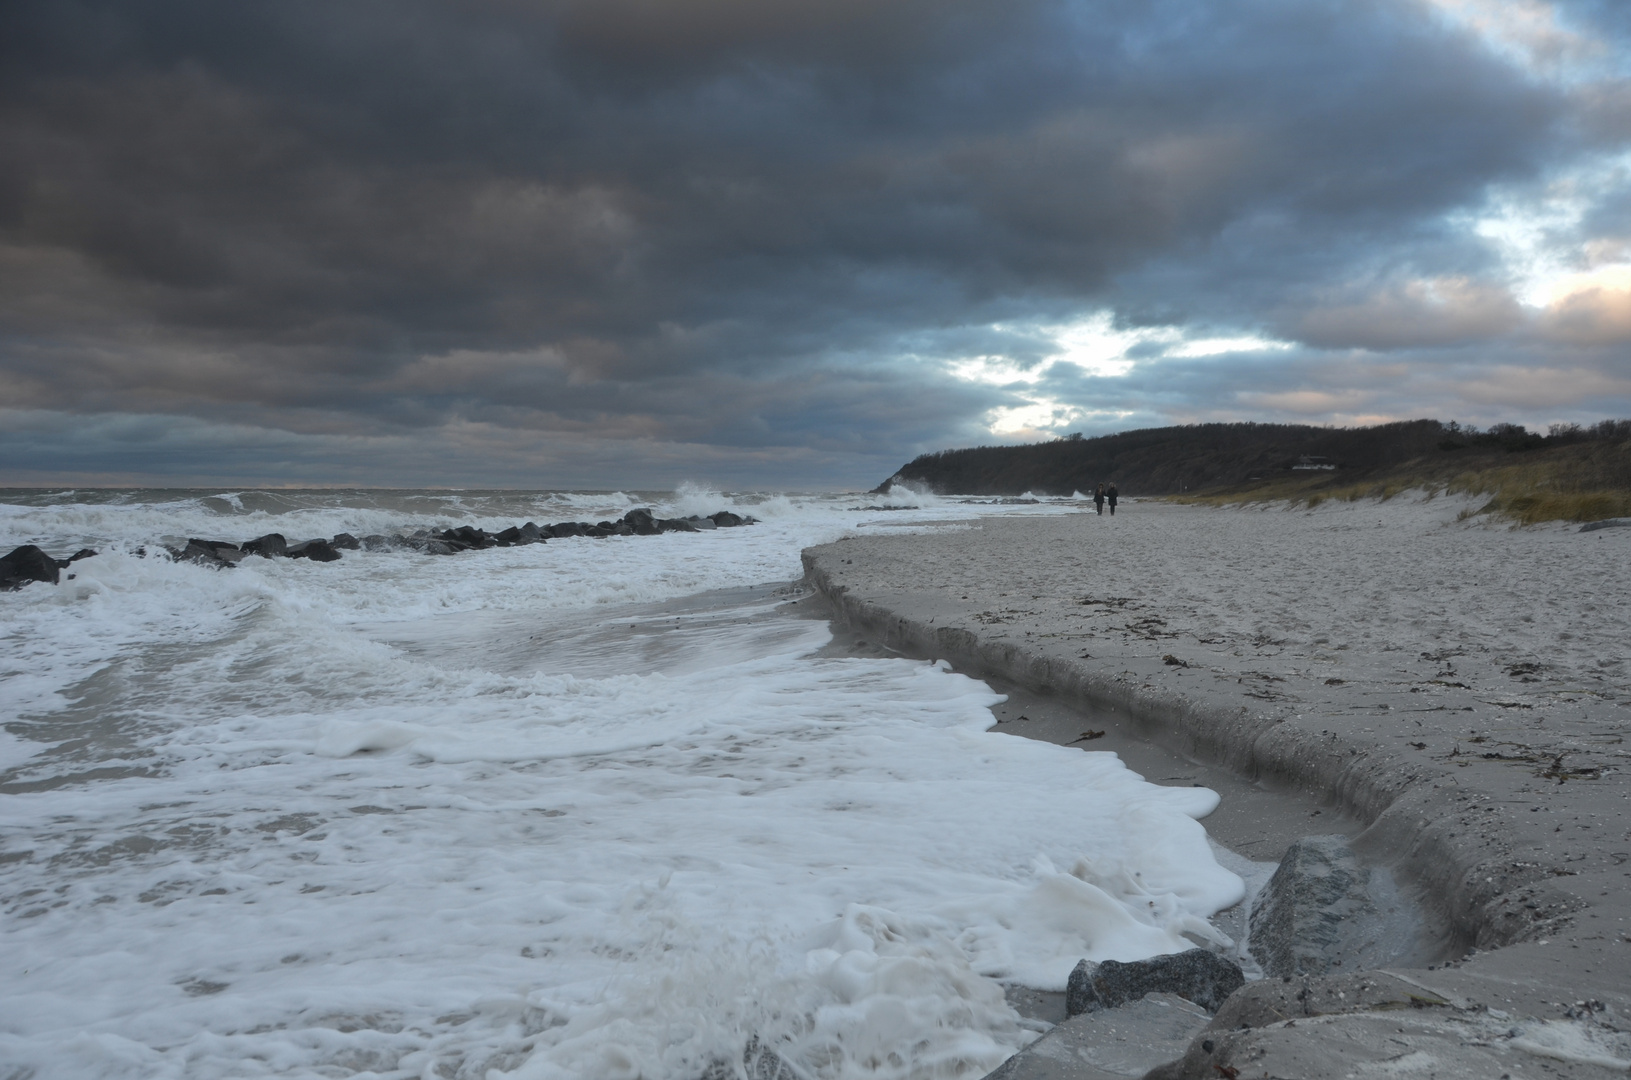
1169;438;1631;526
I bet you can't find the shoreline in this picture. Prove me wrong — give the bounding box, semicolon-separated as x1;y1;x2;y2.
803;496;1631;1077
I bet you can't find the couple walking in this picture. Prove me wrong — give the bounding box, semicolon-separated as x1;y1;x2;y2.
1093;483;1118;515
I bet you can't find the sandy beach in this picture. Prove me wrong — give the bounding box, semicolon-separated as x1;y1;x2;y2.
804;494;1631;1077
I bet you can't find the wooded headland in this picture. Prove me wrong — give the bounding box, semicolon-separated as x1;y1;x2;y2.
876;419;1631;524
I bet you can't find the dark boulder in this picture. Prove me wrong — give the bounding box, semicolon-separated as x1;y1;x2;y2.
584;524;615;538
68;548;99;563
547;522;589;538
492;526;523;545
286;539;342;562
177;540;245;568
1;545;61;589
657;517;699;532
242;533;288;557
361;534;395;551
330;533;361;550
1066;949;1244;1017
519;522;543;542
709;511;745;527
440;525;492;549
689;516;719;530
622;508;662;536
423;540;456;555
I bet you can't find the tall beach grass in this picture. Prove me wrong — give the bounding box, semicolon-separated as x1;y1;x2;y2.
1170;435;1631;526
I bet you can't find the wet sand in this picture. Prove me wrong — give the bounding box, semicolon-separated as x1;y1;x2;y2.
803;495;1631;1077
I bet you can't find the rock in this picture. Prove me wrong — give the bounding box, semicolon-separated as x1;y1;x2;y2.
440;526;492;549
710;511;745;527
361;534;395;551
423;540;456;555
67;548;98;563
330;533;361;550
1066;950;1243;1017
242;533;288;557
492;526;523;545
1144;970;1568;1080
584;524;615;538
177;540;245;567
519;522;544;542
1;544;61;589
286;539;342;562
1248;835;1420;978
547;522;589;538
1580;517;1631;533
623;508;662;536
689;515;719;530
984;993;1212;1080
657;517;699;532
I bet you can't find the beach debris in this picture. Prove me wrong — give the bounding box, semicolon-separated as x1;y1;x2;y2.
1070;730;1106;742
1578;517;1631;533
1128;614;1175;639
1066;949;1245;1017
1163;654;1190;667
1539;753;1601;783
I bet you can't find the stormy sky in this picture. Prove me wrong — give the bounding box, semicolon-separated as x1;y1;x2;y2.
3;0;1629;488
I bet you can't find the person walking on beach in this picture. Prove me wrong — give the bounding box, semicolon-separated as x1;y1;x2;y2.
1106;482;1118;515
1093;484;1106;515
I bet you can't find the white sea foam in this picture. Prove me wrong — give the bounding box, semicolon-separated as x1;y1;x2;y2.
0;488;1242;1079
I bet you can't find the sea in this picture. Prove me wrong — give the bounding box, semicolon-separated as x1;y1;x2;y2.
0;486;1245;1080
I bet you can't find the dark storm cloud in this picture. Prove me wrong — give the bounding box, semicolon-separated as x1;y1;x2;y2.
1;0;1626;485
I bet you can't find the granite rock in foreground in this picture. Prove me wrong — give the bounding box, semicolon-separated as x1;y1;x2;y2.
1066;950;1244;1017
985;994;1211;1080
1249;835;1427;978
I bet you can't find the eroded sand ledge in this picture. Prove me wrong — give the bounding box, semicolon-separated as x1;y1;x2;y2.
804;496;1631;1077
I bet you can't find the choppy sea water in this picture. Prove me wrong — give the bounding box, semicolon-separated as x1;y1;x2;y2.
0;486;1243;1080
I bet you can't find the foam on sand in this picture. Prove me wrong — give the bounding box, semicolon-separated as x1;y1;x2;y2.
0;489;1241;1080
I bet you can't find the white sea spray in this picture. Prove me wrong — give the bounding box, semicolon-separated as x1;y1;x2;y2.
0;488;1242;1079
